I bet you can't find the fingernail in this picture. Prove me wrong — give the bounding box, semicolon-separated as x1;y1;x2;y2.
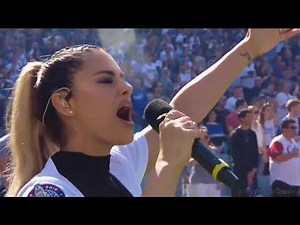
157;113;168;120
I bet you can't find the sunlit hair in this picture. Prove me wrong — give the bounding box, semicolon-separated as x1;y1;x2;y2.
6;44;101;196
237;109;252;120
286;99;300;112
247;105;261;130
259;102;272;128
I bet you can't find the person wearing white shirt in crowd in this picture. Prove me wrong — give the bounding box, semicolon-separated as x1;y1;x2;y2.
224;85;244;112
185;126;222;197
269;119;300;197
276;80;295;120
141;54;161;91
279;99;300;143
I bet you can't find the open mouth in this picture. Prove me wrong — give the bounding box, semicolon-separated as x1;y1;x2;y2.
116;106;132;122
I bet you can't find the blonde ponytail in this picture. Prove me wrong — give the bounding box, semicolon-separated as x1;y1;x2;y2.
6;62;57;196
6;44;100;196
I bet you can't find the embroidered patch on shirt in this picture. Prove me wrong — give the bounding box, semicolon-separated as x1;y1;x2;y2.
28;184;65;197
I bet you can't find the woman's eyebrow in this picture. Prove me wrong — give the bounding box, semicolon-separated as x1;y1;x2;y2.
93;70;125;78
93;70;115;76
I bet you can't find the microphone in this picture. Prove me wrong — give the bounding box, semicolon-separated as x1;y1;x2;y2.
144;99;240;189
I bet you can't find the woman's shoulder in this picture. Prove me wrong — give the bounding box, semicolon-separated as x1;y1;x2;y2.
17;158;84;197
17;176;69;197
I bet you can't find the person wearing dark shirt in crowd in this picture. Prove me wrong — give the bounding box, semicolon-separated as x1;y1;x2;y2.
230;109;259;197
214;96;230;135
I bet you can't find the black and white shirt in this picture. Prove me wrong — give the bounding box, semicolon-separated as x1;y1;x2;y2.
17;132;148;197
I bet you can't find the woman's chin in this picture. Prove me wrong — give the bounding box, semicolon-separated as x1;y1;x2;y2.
116;133;134;146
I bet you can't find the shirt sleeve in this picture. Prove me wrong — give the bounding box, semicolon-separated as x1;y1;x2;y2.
269;141;284;160
17;177;84;197
111;132;149;186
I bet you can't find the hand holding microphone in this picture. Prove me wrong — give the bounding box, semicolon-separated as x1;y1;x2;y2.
157;109;201;168
144;99;240;189
142;107;203;196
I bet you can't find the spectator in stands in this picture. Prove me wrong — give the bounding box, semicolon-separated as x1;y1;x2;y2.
147;81;170;103
259;102;277;176
131;77;149;132
260;82;277;99
276;80;294;120
249;105;266;162
269;119;300;197
225;99;247;134
214;96;231;135
141;53;161;92
230;109;259;197
178;64;192;87
249;105;271;196
159;66;174;99
202;109;226;149
240;63;257;104
279;99;300;141
185;126;222;197
224;85;244;112
248;76;264;104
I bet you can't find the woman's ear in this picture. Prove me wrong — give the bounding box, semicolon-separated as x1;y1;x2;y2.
51;89;75;117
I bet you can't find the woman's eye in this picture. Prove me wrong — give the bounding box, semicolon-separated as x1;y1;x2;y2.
98;79;113;84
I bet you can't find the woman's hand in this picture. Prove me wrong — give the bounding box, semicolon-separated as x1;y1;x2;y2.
158;110;200;168
245;29;300;58
143;110;200;196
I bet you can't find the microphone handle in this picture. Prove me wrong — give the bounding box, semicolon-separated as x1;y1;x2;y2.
191;140;228;178
191;140;240;188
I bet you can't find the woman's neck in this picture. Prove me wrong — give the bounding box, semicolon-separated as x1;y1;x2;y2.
62;138;112;157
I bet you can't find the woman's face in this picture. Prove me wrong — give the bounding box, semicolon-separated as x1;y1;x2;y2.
263;106;273;119
250;106;259;121
70;49;134;148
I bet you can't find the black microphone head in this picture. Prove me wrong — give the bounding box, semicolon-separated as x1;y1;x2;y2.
144;99;173;133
